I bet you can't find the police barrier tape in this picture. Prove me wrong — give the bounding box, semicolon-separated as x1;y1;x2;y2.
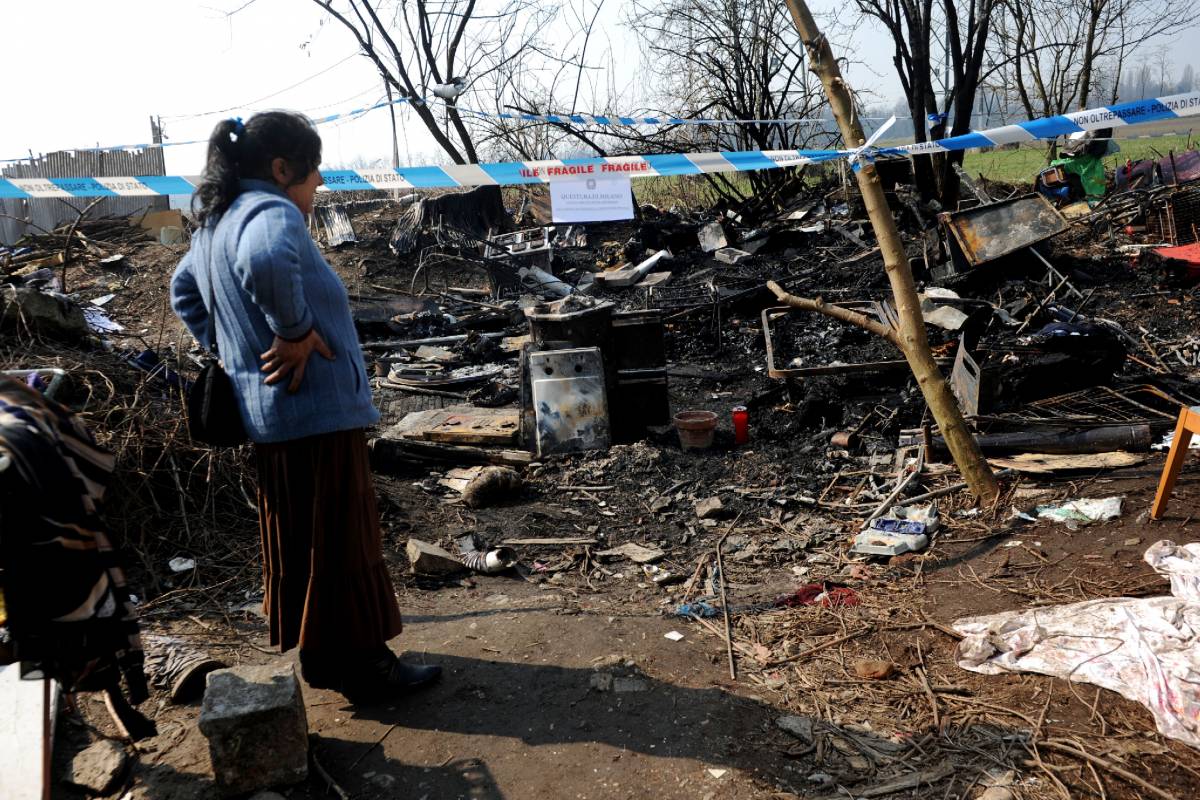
2;91;1198;199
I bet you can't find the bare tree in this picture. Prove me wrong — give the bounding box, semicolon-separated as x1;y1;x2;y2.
993;0;1193;125
781;0;1000;502
311;0;560;164
854;0;997;206
624;0;838;203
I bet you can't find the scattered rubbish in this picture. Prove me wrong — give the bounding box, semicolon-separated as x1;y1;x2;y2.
675;601;721;618
159;226;185;245
714;247;750;265
83;306;124;333
775;583;860;608
776;715;814;743
529;347;610;456
460;547;519;574
955;540;1200;748
850;529;929;557
642;564;682;586
519;265;572;298
460;466;523;508
1;286;89;340
675;410;718;451
594;249;673;288
1034;496;1123;525
167;557;196;573
596;542;665;563
143;634;227;703
664;630;685;642
694;495;724;519
706;769;728;779
405;539;467;575
697;221;728;252
853;659;896;680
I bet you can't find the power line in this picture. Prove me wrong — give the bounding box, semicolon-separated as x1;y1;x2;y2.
162;51;361;122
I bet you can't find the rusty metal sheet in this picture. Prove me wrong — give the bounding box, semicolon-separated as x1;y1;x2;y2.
941;194;1067;266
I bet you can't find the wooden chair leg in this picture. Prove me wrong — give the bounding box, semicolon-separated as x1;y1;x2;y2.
1151;411;1195;520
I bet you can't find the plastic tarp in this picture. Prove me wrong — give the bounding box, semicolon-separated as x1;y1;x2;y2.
954;540;1200;748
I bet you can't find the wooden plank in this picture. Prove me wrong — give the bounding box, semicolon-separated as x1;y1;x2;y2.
425;408;519;445
502;537;598;546
391;406;519;445
989;451;1148;474
438;466;483;493
391;408;452;439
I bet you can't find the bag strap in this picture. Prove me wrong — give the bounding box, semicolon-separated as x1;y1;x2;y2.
201;237;220;356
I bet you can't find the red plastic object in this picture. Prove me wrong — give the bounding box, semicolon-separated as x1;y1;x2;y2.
731;405;749;445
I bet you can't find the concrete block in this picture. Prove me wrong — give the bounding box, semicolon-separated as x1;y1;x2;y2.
199;664;308;795
714;247;751;265
406;538;466;575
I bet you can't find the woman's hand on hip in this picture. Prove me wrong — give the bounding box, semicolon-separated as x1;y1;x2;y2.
260;329;336;392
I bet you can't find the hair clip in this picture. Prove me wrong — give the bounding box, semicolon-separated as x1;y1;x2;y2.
229;116;245;142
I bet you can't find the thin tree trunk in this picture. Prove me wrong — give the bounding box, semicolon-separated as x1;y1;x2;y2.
782;0;1000;503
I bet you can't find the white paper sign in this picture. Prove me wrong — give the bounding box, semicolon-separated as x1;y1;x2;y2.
550;176;634;223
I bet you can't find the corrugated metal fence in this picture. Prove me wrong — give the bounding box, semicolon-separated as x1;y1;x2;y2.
0;149;169;245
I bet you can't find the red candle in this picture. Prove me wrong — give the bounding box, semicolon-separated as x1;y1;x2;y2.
732;405;749;445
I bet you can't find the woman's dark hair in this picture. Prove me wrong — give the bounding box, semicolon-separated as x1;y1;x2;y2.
192;111;322;227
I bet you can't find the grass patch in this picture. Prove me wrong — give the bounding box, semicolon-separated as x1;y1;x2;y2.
962;132;1199;184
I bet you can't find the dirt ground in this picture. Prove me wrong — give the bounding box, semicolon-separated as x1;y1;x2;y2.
13;198;1200;799
50;462;1200;800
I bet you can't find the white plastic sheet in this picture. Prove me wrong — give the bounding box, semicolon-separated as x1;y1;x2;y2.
954;540;1200;748
1034;496;1123;525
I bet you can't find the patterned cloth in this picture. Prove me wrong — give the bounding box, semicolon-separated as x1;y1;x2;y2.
0;376;147;703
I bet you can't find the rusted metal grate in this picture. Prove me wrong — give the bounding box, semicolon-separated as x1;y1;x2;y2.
1148;187;1200;246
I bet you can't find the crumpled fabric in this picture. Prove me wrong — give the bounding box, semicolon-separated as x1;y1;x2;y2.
954;540;1200;748
775;582;860;609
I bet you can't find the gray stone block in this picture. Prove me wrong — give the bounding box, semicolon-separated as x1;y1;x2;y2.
406;538;466;575
63;739;127;795
695;496;725;519
199;664;308;796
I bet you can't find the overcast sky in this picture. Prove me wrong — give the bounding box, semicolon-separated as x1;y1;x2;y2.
1;0;1193;176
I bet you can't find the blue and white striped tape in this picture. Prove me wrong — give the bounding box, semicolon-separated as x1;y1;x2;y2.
0;150;844;199
882;91;1200;157
2;92;1196;199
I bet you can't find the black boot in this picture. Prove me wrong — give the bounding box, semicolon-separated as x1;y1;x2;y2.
342;646;442;705
300;646;441;704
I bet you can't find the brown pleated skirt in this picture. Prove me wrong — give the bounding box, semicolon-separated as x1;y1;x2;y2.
254;428;403;652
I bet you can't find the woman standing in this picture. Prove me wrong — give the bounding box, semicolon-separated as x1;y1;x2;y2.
171;112;439;704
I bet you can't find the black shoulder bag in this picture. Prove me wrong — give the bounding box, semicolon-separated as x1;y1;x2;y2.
186;259;248;447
